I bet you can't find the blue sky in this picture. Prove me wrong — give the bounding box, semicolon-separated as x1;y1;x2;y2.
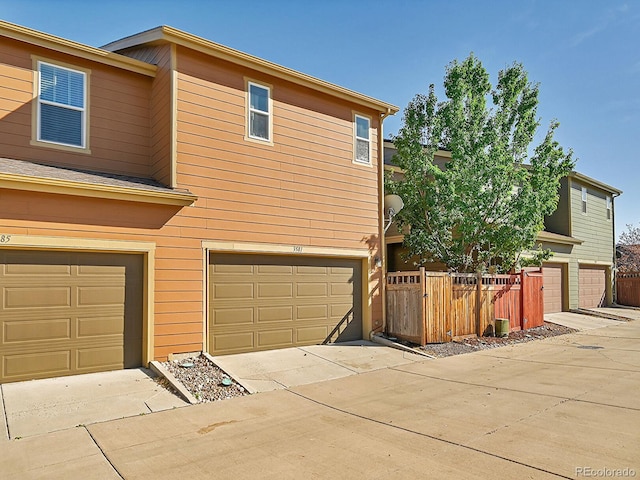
2;0;638;238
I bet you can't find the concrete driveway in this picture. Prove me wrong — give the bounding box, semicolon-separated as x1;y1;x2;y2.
545;305;640;331
2;313;639;479
0;368;187;440
210;340;426;393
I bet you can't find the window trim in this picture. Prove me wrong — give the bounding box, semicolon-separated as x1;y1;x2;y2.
581;186;587;214
353;113;372;165
245;79;273;145
606;195;612;220
30;56;91;153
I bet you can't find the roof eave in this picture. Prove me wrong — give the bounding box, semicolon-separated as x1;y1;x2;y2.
537;231;584;246
0;172;197;207
570;171;622;195
104;26;399;114
0;20;157;77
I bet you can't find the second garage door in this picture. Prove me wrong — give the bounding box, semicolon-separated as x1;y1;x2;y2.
579;266;607;308
0;250;143;384
543;263;564;313
209;254;362;355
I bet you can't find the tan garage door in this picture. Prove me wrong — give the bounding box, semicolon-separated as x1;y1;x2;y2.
543;263;564;313
209;254;362;355
579;266;607;308
0;250;143;383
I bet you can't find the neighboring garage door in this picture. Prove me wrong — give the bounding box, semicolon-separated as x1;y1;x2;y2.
579;266;607;308
209;254;362;355
0;250;143;383
543;263;564;313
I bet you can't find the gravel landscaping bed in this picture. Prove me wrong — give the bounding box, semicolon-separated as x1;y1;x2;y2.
158;355;248;403
414;321;578;358
155;322;576;402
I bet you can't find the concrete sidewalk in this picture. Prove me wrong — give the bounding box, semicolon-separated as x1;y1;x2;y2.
2;318;638;479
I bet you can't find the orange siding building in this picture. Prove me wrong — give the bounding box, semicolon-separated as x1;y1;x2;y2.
0;21;397;382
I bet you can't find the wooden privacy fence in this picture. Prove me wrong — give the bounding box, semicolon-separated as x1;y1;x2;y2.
617;272;640;307
386;268;544;345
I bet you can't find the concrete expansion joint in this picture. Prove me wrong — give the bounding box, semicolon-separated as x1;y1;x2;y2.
477;398;574;441
287;389;574;480
0;384;9;441
84;426;124;480
298;347;360;374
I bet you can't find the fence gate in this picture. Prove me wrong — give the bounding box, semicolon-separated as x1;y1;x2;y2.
424;272;453;343
386;270;426;344
522;270;544;329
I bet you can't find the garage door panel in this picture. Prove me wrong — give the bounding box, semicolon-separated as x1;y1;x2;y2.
259;265;293;274
213;283;254;300
0;251;143;383
4;351;71;379
297;305;328;320
209;254;362;355
297;266;327;275
331;303;352;317
257;329;293;348
258;283;293;298
257;306;293;323
212;308;254;325
213;264;253;274
77;346;124;370
78;286;125;306
543;263;564;314
213;332;254;352
4;261;71;275
77;316;124;337
296;283;327;297
77;263;126;276
4;318;71;343
331;282;353;296
579;266;606;308
297;326;329;343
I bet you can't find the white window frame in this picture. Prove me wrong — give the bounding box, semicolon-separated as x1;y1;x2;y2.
581;187;587;214
36;60;87;149
247;81;272;143
354;114;371;165
606;195;612;220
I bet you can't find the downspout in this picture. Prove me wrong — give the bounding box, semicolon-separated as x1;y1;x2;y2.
373;107;392;338
611;192;621;304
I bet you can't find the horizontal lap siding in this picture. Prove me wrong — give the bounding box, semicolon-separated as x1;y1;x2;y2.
0;39;152;178
147;45;173;186
564;180;615;309
1;41;385;359
570;182;614;262
175;51;379;251
173;48;383;340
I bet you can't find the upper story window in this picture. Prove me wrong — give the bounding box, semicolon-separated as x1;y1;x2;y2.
606;195;612;220
354;114;371;164
247;82;271;142
37;61;87;148
581;186;587;214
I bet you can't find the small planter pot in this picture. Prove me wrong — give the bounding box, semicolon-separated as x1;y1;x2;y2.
494;318;510;338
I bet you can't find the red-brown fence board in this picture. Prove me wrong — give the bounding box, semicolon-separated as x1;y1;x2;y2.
617;272;640;307
386;269;544;345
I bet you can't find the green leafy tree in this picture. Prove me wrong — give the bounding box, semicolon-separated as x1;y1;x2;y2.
387;54;575;273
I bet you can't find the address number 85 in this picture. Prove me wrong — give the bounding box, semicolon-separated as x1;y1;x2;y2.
0;234;12;243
